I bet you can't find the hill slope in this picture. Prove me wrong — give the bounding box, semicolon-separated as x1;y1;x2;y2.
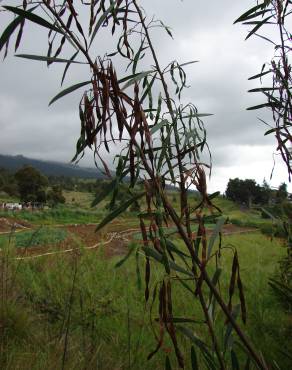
0;154;104;179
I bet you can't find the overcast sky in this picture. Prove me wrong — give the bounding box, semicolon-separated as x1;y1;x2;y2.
0;0;290;193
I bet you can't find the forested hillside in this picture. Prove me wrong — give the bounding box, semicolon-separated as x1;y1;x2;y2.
0;154;103;179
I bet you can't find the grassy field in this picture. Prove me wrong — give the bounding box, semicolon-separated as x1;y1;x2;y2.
0;190;274;229
0;227;67;249
0;230;290;369
0;205;103;226
0;192;291;369
63;190;95;209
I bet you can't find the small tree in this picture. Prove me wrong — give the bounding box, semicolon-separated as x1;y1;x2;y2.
276;182;288;203
0;168;19;196
226;178;262;207
47;185;65;207
15;166;48;202
260;178;272;205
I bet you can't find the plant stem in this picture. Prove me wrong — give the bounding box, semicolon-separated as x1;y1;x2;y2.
198;289;226;370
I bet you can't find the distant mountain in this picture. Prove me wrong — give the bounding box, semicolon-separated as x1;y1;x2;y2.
0;154;104;179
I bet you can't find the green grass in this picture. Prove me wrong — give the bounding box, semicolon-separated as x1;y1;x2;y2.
213;197;279;236
0;203;142;228
207;233;290;367
0;205;104;226
1;245;167;369
0;231;290;369
0;227;67;248
63;190;95;209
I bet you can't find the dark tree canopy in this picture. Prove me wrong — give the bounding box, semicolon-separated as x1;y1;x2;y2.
15;166;48;202
47;185;65;207
276;182;288;203
225;178;271;207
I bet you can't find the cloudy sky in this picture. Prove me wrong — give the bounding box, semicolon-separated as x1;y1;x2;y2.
0;0;290;193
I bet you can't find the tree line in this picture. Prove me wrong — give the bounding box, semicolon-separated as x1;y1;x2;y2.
0;165;125;208
225;178;289;207
0;166;65;206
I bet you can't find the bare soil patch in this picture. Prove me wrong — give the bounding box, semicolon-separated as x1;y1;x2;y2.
65;223;139;257
15;221;139;258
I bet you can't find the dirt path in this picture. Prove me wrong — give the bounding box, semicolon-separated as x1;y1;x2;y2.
12;224;258;260
15;228;138;260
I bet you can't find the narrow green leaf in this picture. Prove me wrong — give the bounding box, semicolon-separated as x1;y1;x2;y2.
234;3;267;23
177;326;208;350
177;325;216;370
207;217;226;258
244;357;251;370
15;54;85;64
179;60;199;67
157;139;169;173
178;279;195;296
0;5;38;53
165;356;172;370
208;191;220;200
191;346;199;370
248;70;271;80
154;93;162;126
260;207;276;219
264;127;276;136
49;80;91;106
208;268;222;304
239;9;270;22
3;6;64;34
95;192;145;232
90;1;116;46
61;50;80;86
202;353;217;370
140;73;157;104
159;20;173;39
202;214;222;223
135;249;142;290
182;113;213;118
246;103;273;110
248;87;278;93
165;239;191;259
122;70;153;90
118;70;152;84
224;304;240;352
0;16;22;53
150;119;168;135
142;247;193;277
231;350;240;370
91;179;117;207
245;15;273;40
171;318;201;324
132;42;147;74
115;243;137;268
164;60;199;76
